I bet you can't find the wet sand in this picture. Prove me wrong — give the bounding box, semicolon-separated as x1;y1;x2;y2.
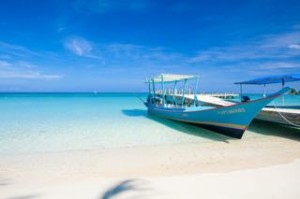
1;125;300;199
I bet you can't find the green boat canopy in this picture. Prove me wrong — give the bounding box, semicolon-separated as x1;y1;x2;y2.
147;73;198;84
234;74;300;85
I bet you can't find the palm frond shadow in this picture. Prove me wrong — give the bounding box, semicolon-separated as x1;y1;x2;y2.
100;179;147;199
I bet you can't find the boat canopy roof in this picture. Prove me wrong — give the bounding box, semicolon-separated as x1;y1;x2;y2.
148;73;198;84
234;74;300;85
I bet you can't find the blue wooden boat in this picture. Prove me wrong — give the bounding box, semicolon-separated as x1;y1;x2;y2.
235;74;300;126
145;74;290;139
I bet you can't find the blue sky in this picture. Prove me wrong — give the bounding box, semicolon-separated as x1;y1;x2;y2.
0;0;299;92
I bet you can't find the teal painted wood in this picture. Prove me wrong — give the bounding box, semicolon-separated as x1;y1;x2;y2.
147;87;290;139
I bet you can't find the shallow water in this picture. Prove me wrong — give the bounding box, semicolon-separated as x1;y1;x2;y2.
0;93;298;155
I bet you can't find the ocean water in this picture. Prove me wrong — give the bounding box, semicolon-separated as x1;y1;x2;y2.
0;93;220;155
0;93;299;155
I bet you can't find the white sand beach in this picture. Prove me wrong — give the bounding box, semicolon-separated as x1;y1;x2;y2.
1;132;300;199
1;0;300;198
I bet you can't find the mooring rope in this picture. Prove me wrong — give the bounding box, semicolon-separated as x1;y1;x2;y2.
136;96;146;103
271;102;300;127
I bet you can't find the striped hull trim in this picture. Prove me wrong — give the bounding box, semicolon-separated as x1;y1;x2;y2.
173;118;246;139
149;112;247;139
192;123;246;139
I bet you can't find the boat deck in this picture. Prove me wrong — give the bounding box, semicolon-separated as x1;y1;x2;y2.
177;94;300;126
161;92;300;126
177;94;236;106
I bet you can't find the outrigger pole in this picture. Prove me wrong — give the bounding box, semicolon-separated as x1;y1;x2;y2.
161;75;165;107
181;79;187;105
240;84;243;102
194;77;199;106
173;81;177;106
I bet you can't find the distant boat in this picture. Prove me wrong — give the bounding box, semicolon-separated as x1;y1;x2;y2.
144;74;290;139
235;74;300;126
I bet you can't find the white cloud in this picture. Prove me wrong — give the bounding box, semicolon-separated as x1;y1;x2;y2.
0;60;11;68
258;31;300;49
0;41;40;58
64;37;93;56
0;42;62;80
181;29;300;84
74;0;150;13
188;30;300;63
257;62;300;70
0;59;61;80
100;43;182;62
0;70;61;79
57;26;67;33
288;44;300;50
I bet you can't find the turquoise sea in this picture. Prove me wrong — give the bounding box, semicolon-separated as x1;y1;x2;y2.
0;93;299;155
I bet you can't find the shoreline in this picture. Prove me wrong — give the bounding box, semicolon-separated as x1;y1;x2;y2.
1;135;300;177
1;134;300;198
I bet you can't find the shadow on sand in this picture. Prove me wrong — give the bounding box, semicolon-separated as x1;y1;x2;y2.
100;179;147;199
0;177;12;186
249;120;300;141
122;109;231;142
7;194;41;199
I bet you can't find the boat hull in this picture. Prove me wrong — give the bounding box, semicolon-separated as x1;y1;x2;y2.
147;87;290;139
256;108;300;126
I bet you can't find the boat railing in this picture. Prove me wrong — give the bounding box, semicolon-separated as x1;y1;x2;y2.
155;89;238;99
